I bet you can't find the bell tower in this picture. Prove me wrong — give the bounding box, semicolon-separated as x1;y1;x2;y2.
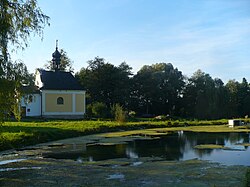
52;40;61;71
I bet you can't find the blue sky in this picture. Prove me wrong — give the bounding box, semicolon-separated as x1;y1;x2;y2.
12;0;250;82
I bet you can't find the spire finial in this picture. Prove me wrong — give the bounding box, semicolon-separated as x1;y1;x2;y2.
56;40;58;49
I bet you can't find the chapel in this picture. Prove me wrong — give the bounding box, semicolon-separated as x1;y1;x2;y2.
21;43;86;119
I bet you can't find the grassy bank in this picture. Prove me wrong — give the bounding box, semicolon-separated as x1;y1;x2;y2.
0;119;249;151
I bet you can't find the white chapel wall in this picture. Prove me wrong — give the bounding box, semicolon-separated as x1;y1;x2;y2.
21;94;41;116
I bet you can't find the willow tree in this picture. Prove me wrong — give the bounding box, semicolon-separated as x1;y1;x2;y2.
0;0;49;122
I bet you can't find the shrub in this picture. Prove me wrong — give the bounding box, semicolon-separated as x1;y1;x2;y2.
128;111;136;118
111;104;126;123
91;102;108;118
85;104;93;118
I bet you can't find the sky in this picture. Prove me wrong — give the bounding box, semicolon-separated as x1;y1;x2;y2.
11;0;250;82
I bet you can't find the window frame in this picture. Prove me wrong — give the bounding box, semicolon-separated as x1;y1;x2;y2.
57;97;64;105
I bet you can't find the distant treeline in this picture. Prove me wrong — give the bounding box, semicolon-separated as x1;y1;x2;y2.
76;57;250;120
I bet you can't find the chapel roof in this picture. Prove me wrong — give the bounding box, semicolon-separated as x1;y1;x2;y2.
38;69;84;90
21;85;40;94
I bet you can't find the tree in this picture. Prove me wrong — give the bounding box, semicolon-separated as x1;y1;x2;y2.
225;78;250;118
0;60;33;122
182;70;229;119
0;79;15;123
44;49;74;72
225;80;240;118
0;0;49;122
131;63;184;116
0;0;49;70
213;78;229;119
238;78;250;117
76;57;132;108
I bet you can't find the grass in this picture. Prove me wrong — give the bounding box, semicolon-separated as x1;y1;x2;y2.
0;118;250;151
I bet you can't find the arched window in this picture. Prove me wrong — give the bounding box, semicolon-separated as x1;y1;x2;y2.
57;97;64;105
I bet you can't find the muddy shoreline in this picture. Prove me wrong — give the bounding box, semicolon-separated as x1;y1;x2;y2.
0;157;248;187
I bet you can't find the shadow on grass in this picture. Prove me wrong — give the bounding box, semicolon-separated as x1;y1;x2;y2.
0;125;83;151
0;123;152;151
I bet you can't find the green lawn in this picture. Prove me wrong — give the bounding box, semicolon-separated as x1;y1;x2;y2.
0;118;249;151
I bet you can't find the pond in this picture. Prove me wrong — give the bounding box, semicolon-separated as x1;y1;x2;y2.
42;131;250;166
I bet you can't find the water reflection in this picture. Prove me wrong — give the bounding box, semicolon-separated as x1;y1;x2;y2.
43;132;250;166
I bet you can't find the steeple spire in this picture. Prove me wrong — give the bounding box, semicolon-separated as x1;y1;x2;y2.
52;40;61;71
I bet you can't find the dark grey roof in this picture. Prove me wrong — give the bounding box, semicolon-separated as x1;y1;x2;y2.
39;70;84;90
22;85;40;94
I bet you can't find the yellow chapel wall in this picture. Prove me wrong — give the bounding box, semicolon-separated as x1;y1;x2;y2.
75;93;85;112
45;93;73;112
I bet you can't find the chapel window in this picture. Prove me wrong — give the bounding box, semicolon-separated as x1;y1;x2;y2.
28;95;33;103
57;97;64;105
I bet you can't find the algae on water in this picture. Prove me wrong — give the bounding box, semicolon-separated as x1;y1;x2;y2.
194;144;225;149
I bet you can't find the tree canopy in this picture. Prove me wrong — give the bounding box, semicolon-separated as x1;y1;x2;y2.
0;0;49;66
76;57;250;120
76;57;132;108
131;63;184;115
0;0;49;122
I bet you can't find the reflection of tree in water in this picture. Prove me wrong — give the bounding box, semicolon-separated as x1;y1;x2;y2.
244;133;250;150
82;132;250;161
128;132;186;160
184;132;250;157
194;148;214;157
180;132;222;157
123;132;250;160
244;133;250;143
85;144;128;161
228;132;250;144
186;132;225;145
228;133;240;143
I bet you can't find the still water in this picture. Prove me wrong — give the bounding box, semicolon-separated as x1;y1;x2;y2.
43;131;250;166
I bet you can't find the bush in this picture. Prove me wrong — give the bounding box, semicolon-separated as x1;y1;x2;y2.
128;111;136;118
111;104;126;123
91;102;108;118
